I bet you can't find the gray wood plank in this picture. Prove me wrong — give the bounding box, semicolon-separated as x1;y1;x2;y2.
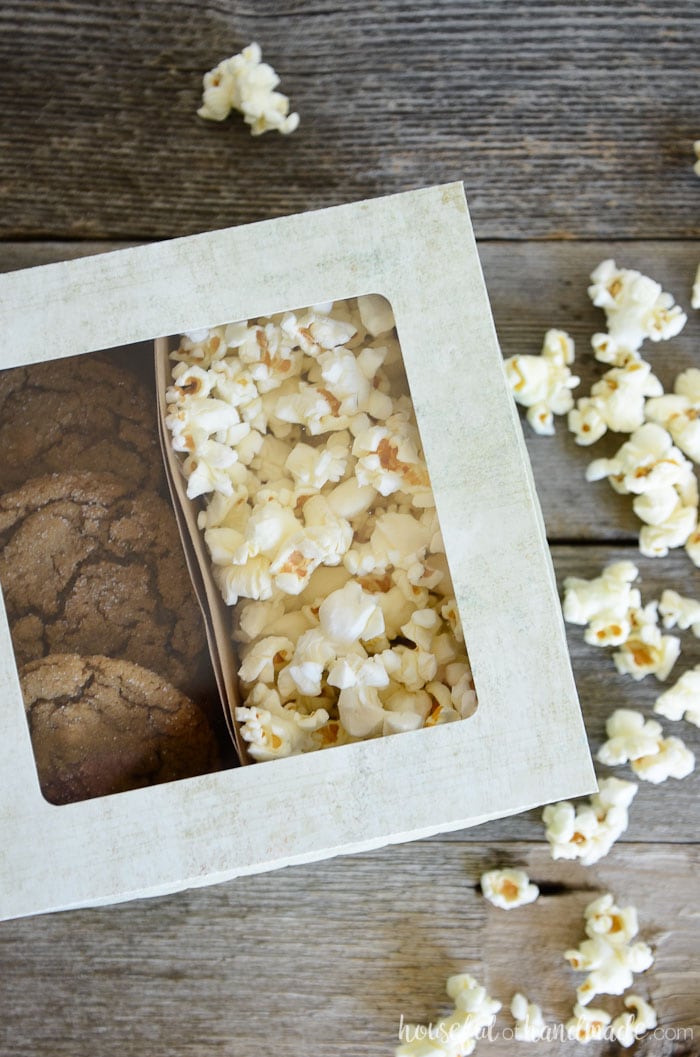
0;2;698;240
0;841;696;1056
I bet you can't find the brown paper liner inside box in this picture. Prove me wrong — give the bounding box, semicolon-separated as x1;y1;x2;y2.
155;338;250;766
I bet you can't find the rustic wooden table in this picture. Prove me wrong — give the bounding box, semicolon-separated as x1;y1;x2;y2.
1;3;699;1055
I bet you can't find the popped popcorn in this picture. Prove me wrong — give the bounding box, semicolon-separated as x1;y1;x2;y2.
565;892;654;1007
654;665;700;726
582;893;640;946
357;294;395;337
510;993;546;1042
586;423;698;558
588;259;687;354
692;263;700;311
318;580;385;645
612;623;680;681
565;1003;612;1043
638;502;698;559
198;43;299;136
596;706;697;782
631;733;695;784
645;368;700;463
611;994;657;1047
352;417;433;504
542;777;637;865
504;328;579;435
480;868;539;910
395;974;501;1057
586;423;694;500
596;709;664;767
165;298;475;760
562;560;640;645
569;359;664;445
235;686;330;761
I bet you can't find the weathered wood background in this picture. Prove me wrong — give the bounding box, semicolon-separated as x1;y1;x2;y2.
1;2;699;1055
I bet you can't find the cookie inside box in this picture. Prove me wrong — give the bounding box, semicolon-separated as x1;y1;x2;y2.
155;294;478;766
0;345;230;805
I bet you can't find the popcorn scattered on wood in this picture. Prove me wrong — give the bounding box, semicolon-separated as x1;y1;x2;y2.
586;423;698;560
565;893;654;1007
198;42;299;135
597;708;695;782
542;777;637;865
569;358;663;445
655;664;700;727
565;1002;612;1043
612;618;680;681
645;367;700;464
611;994;657;1048
588;259;687;356
480;868;539;910
503;328;579;435
562;561;684;682
510;993;546;1041
596;709;664;766
395;973;501;1057
631;732;695;783
658;587;700;635
562;560;640;639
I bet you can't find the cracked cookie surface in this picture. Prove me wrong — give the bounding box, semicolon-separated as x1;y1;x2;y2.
0;471;209;695
0;354;162;492
21;653;220;804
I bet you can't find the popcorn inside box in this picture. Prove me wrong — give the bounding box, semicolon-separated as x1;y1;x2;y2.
155;293;478;770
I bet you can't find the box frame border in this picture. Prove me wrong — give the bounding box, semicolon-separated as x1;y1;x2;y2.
0;184;595;921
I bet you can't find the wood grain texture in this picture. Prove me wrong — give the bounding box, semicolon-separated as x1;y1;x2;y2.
0;2;699;240
0;841;696;1056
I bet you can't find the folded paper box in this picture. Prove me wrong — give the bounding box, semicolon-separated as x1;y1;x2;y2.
0;184;595;921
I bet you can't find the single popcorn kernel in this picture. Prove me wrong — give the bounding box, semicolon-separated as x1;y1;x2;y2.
565;1003;612;1043
198;42;299;136
504;328;579;435
542;777;637;865
510;993;546;1042
611;994;657;1047
480;868;539;909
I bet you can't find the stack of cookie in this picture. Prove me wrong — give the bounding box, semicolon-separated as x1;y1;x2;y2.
0;350;222;803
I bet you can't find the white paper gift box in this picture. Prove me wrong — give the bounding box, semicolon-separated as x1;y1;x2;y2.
0;184;594;920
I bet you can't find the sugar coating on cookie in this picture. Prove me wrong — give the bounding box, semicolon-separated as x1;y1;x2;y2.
0;354;163;492
0;471;209;696
21;654;220;804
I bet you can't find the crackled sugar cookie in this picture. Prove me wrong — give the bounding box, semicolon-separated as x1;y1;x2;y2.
0;354;162;492
0;471;208;695
21;654;220;804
